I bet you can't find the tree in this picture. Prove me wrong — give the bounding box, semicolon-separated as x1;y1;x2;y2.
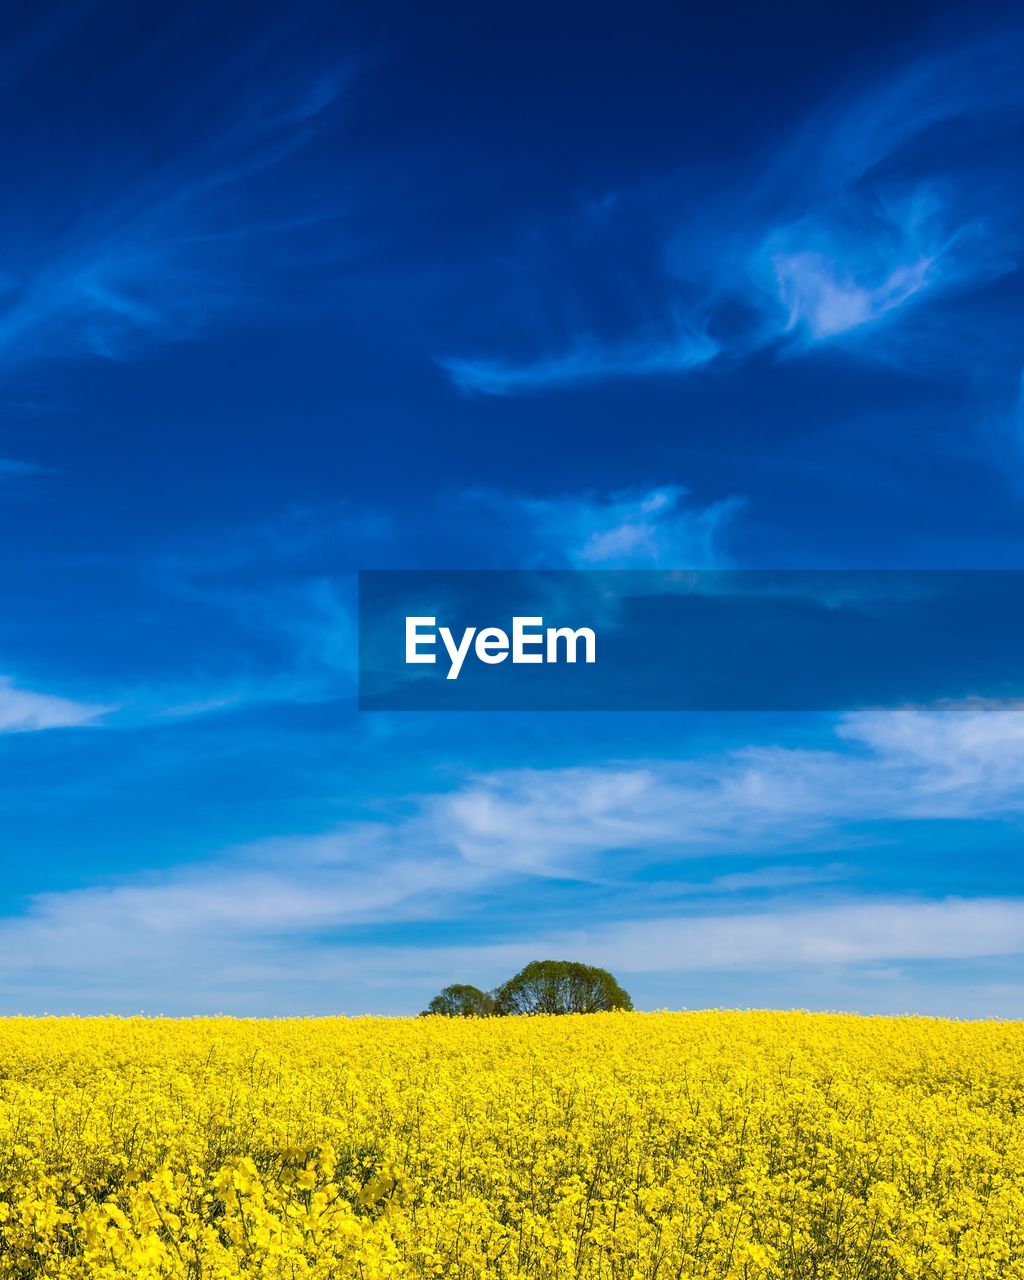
493;960;633;1016
421;983;496;1017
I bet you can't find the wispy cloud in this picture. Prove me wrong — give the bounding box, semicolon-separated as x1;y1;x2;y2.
464;485;743;568
0;676;108;732
444;700;1024;872
0;18;354;373
763;189;965;343
441;28;1024;395
1;877;1021;1015
3;698;1024;1011
441;326;719;397
0;457;49;480
96;485;741;721
501;897;1024;972
100;503;395;719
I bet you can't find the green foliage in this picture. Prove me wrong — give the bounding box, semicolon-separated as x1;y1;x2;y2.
494;960;634;1016
420;983;496;1018
424;962;633;1018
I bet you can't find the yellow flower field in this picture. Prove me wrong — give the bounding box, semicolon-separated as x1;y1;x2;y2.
0;1011;1021;1278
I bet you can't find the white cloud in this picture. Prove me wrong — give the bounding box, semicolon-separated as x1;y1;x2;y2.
837;701;1024;815
441;328;719;396
771;248;933;341
439;700;1024;873
0;457;48;479
554;898;1024;972
0;676;108;732
466;485;743;569
757;185;1001;348
108;484;743;722
3;882;1021;1015
0;29;354;375
2;698;1024;1011
390;895;1024;983
439;33;1024;395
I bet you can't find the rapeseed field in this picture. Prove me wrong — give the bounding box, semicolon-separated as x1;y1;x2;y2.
0;1011;1021;1278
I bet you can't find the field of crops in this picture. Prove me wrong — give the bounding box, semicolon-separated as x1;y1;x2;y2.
0;1011;1021;1278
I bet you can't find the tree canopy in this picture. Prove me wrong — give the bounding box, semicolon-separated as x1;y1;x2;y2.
422;961;632;1017
494;960;633;1015
420;983;496;1018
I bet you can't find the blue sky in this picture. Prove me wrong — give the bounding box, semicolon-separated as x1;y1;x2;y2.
1;0;1023;1015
